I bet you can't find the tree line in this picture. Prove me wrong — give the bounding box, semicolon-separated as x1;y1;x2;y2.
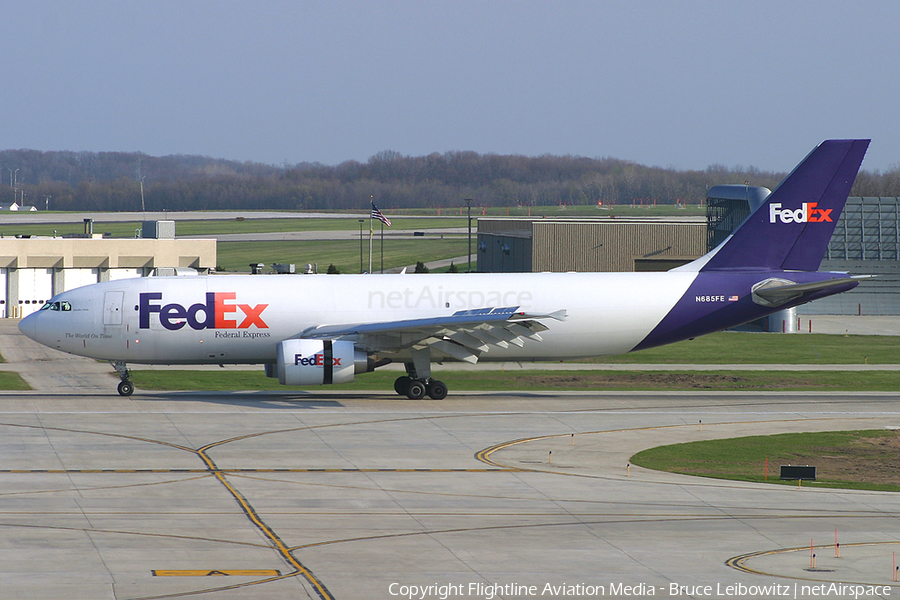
1;148;898;212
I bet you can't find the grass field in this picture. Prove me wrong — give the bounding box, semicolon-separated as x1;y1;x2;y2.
128;368;900;393
216;237;469;273
0;203;706;239
392;205;707;218
0;216;469;239
591;331;900;364
630;430;900;492
0;372;30;391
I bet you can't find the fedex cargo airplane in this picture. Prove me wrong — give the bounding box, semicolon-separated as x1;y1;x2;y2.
19;140;870;398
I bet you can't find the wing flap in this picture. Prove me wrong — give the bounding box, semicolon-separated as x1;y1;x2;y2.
428;340;479;364
446;331;491;353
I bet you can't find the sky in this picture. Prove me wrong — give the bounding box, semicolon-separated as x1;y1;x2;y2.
2;1;899;174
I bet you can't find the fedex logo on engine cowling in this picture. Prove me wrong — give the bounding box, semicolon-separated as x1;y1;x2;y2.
139;292;269;331
769;202;833;224
294;354;342;367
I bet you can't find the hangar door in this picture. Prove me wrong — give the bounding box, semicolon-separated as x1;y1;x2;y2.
18;268;53;318
64;268;99;291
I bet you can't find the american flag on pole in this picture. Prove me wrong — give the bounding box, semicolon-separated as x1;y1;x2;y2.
371;203;392;226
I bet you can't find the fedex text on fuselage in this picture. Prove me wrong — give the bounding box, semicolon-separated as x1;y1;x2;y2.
139;292;269;331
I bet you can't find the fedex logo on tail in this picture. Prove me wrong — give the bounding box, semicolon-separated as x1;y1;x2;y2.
139;292;269;331
769;202;833;224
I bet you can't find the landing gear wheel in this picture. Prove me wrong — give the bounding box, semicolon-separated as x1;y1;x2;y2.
394;376;412;396
117;380;134;396
405;380;427;400
426;379;448;400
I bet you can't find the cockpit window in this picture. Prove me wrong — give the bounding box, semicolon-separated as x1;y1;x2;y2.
39;301;72;312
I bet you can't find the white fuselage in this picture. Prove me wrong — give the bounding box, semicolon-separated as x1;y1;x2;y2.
21;271;699;364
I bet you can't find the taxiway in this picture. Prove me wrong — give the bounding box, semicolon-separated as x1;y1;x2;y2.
0;325;898;599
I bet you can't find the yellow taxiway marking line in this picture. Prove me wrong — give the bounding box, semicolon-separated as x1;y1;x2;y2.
152;569;282;577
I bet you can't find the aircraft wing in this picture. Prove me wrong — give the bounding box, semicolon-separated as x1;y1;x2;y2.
300;306;567;363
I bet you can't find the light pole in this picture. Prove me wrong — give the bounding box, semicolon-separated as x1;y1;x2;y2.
358;219;364;273
465;198;473;272
140;176;146;212
368;196;374;274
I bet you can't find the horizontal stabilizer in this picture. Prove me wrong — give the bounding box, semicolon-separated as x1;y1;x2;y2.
751;276;872;307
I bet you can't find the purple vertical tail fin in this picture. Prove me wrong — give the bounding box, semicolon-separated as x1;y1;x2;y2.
696;139;870;272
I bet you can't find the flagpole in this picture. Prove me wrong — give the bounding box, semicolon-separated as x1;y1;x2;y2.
369;201;392;273
368;218;373;274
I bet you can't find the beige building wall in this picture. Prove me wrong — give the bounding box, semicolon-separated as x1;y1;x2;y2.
0;237;216;270
1;237;216;317
531;221;706;272
478;218;706;273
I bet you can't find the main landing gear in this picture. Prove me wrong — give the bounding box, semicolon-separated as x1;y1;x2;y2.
393;375;448;400
112;361;134;396
393;353;448;400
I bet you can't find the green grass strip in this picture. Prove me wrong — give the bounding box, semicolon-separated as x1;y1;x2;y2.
216;238;468;273
631;430;900;492
0;217;469;240
590;332;900;365
0;372;31;391
129;368;900;393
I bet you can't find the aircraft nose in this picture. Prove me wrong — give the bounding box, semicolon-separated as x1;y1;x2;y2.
18;312;38;342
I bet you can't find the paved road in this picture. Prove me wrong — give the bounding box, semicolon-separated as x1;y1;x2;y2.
0;389;897;599
0;319;111;393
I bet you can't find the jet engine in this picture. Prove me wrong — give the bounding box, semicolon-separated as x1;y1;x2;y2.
275;339;371;386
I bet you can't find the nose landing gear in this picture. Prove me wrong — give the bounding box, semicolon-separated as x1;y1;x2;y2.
111;361;134;396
